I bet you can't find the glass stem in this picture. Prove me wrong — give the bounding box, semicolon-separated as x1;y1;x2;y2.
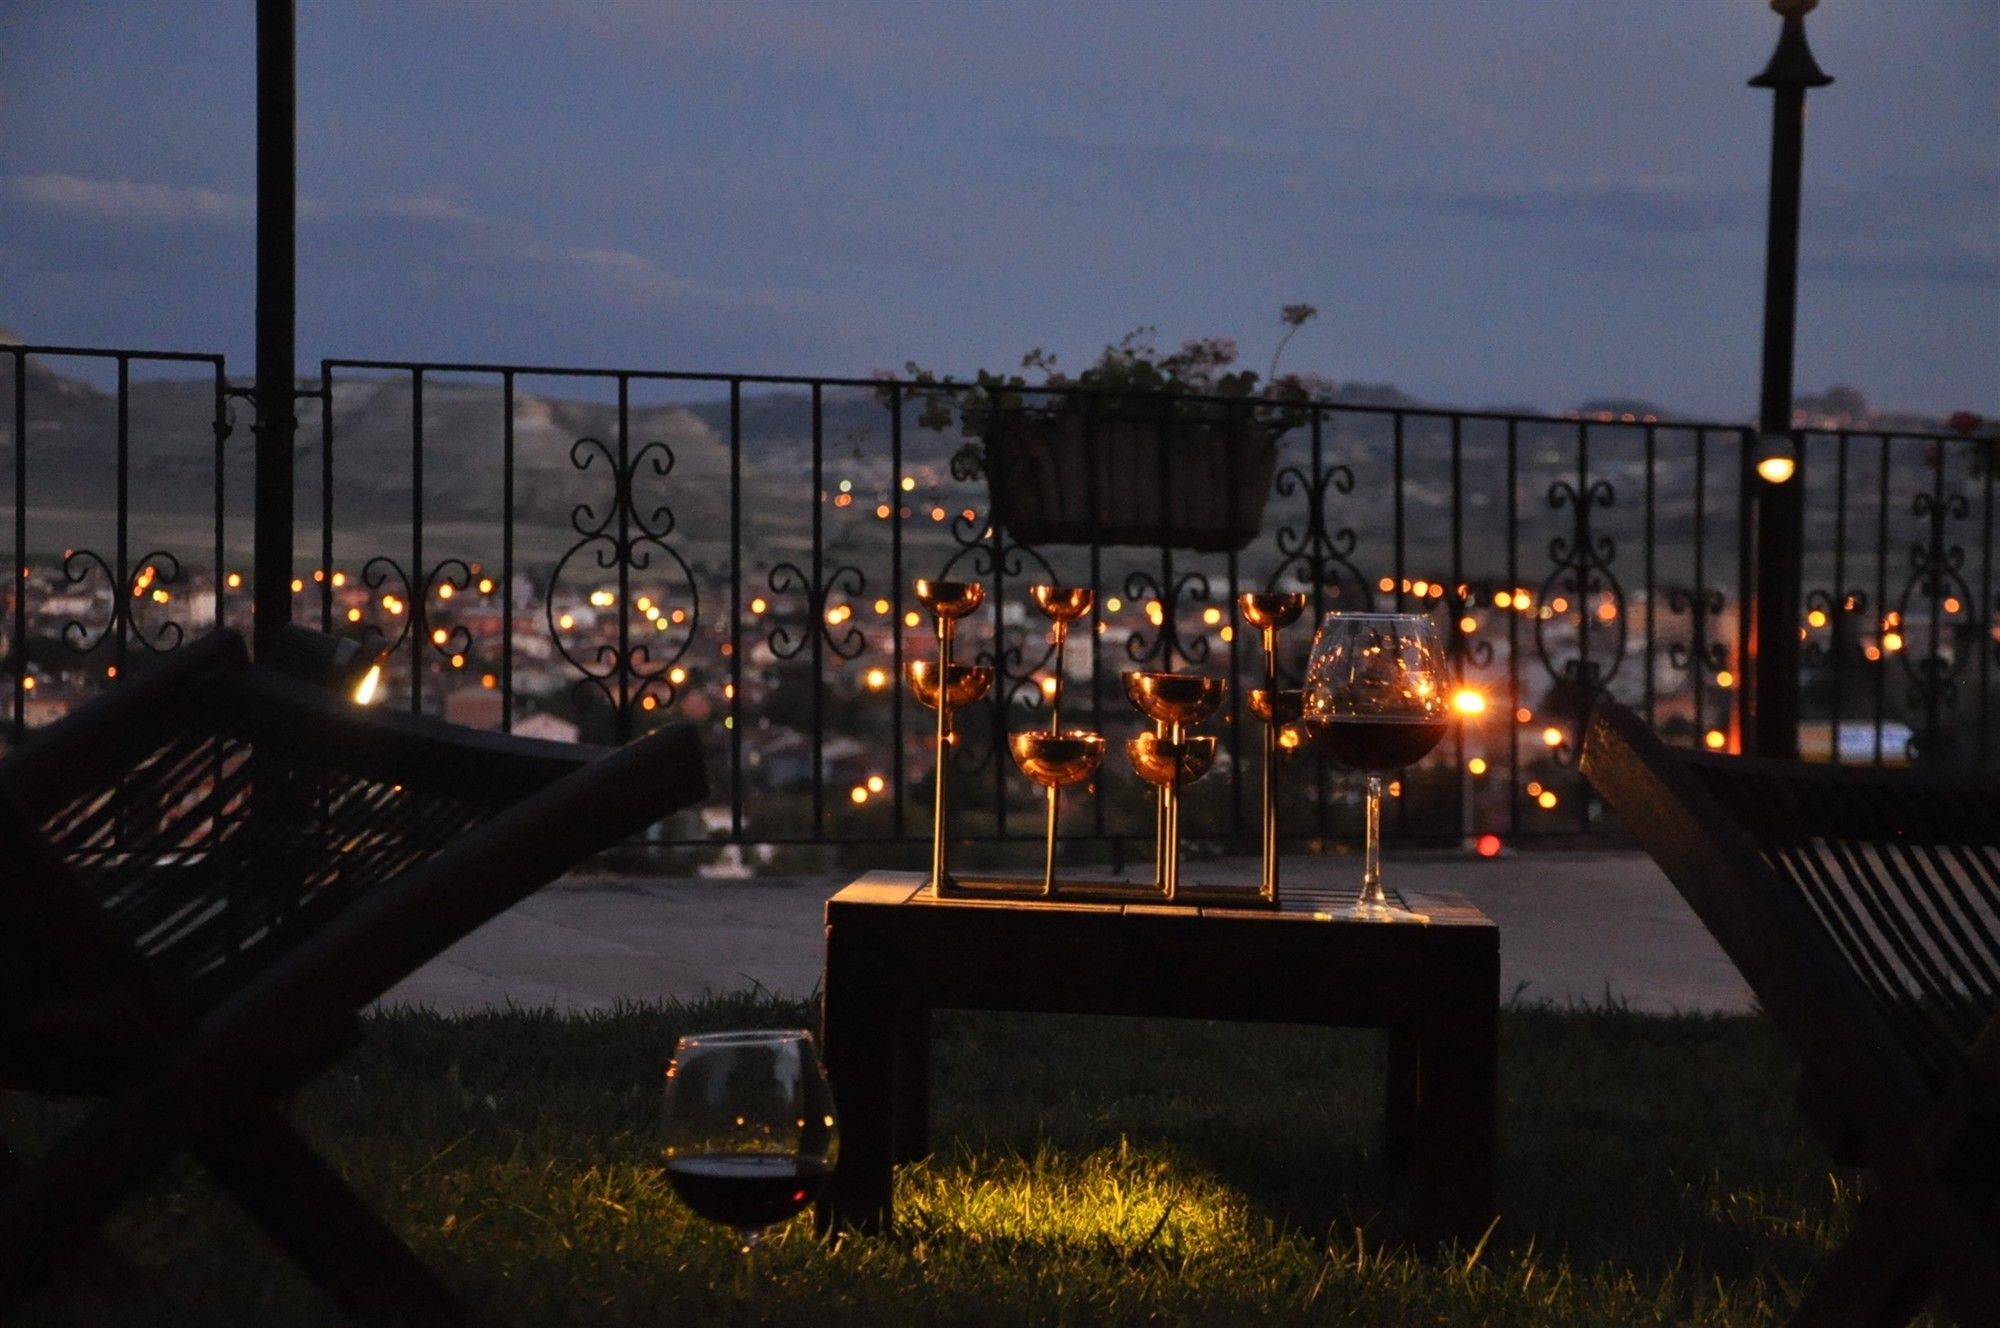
736;1227;763;1300
1363;774;1385;907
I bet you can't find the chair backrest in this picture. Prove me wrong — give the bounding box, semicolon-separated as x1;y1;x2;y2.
0;631;605;1008
1581;701;2000;1157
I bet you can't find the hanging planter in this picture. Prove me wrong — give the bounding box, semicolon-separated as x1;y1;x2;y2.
982;410;1283;553
901;305;1320;554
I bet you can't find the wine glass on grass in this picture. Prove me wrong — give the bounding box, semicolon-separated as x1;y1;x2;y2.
1303;612;1450;920
662;1030;838;1285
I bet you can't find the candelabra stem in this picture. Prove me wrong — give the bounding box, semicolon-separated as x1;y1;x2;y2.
1049;621;1067;733
1162;720;1184;902
1260;626;1280;904
929;617;953;896
1040;785;1060;898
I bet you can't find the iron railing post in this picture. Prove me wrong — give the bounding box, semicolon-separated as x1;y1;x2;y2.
1746;1;1831;758
252;0;298;657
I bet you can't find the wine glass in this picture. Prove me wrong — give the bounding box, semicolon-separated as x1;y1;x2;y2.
1302;612;1450;920
662;1030;838;1283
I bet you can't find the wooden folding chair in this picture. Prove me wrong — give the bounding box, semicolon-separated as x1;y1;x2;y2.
0;630;707;1323
1581;700;1999;1328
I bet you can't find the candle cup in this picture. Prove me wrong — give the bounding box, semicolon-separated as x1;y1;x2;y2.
1009;729;1107;898
1239;592;1309;906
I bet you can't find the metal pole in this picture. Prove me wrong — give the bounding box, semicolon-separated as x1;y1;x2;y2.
1746;0;1830;758
253;0;297;657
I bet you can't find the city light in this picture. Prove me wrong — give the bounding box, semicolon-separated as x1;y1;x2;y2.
437;582;453;599
226;571;242;589
1537;790;1558;810
903;611;921;628
331;571;347;588
1705;729;1728;750
637;596;653;612
1459;615;1478;634
668;666;688;685
1715;670;1734;689
1379;577;1395;593
1516;707;1533;723
1807;609;1827;628
874;598;891;615
749;596;768;615
1467;756;1488;776
558;613;575;631
900;476;916;492
1106;596;1123;612
1541;726;1563;748
1475;833;1503;858
590;589;615;608
850;785;869;804
478;578;495;595
641;695;657;711
347;607;362;623
1493;591;1512;608
431;628;449;646
1883;631;1904;652
290;578;303;593
865;668;889;690
866;775;885;794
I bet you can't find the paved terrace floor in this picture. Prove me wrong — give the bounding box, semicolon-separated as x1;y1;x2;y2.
379;850;1755;1017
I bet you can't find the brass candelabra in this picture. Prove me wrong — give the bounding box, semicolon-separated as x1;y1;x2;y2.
1122;670;1226;902
910;578;991;896
1239;591;1309;903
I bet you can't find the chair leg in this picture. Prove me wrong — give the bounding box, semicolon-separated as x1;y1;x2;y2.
1786;1196;1935;1328
191;1096;469;1327
0;1141;148;1294
0;1092;178;1315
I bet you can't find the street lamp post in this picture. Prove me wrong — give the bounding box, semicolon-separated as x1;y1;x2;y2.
253;0;298;658
1746;0;1831;758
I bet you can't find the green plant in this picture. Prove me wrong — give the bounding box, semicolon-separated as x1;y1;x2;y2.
887;305;1322;480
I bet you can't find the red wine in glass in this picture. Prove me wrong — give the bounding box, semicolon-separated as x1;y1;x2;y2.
1307;716;1450;774
665;1154;834;1230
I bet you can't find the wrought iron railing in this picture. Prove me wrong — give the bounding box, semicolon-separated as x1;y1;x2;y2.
5;343;1992;864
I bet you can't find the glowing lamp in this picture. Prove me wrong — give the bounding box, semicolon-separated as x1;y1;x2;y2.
1451;688;1487;717
1752;430;1797;484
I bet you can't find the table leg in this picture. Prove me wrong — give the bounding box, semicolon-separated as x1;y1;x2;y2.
1409;993;1498;1249
1384;1027;1420;1174
816;924;897;1236
891;1005;931;1164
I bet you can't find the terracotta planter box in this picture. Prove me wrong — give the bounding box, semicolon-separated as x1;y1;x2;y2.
983;413;1281;553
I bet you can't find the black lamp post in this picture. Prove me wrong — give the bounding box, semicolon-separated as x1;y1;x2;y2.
253;0;298;658
1745;0;1831;758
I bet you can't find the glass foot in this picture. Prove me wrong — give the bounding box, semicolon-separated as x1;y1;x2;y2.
1350;897;1431;924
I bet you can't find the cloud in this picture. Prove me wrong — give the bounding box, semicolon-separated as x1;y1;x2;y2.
1807;241;2000;287
369;195;493;225
567;247;654;272
7;172;254;224
1384;175;1756;237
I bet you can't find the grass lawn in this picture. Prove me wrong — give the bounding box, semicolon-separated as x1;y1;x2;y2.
4;995;1923;1326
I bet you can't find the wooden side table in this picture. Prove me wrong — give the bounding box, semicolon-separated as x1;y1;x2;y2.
816;870;1499;1248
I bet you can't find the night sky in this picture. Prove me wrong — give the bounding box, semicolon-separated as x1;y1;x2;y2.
3;1;1993;417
